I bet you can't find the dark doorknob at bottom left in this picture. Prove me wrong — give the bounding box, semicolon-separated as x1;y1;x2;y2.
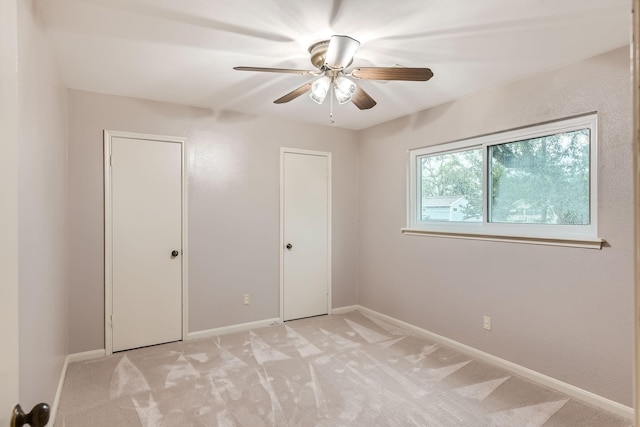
286;243;293;250
12;403;50;427
171;250;180;257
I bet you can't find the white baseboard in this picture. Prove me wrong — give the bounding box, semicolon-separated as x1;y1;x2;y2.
351;305;634;420
66;348;106;363
187;317;280;340
331;305;359;315
51;349;105;424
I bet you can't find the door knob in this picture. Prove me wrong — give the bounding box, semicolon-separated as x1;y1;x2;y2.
286;243;293;250
171;250;180;257
11;403;50;427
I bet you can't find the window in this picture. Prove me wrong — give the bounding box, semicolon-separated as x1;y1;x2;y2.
406;114;599;246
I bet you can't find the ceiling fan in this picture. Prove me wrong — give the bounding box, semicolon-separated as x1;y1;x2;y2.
233;35;433;111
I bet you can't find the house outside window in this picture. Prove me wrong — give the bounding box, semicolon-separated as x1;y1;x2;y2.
422;196;468;221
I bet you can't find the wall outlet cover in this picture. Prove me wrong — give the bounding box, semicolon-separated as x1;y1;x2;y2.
483;315;492;331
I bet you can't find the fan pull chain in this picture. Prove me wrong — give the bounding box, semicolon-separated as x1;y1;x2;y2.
329;80;335;125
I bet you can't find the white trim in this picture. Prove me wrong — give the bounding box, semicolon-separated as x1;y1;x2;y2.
401;228;603;249
66;349;106;363
327;153;333;315
330;305;359;315
352;305;634;420
279;148;284;321
180;138;189;342
633;0;640;423
51;349;105;424
279;147;332;321
104;130;188;356
187;318;280;340
50;363;67;426
0;2;19;422
104;132;112;355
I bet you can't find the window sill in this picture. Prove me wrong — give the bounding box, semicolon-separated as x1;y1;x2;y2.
400;228;604;249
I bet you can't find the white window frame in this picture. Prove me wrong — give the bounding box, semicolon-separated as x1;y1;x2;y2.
404;113;602;249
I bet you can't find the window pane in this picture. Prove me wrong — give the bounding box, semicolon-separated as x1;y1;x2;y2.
419;148;482;222
489;129;590;225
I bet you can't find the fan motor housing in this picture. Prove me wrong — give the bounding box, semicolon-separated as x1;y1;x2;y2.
308;40;354;70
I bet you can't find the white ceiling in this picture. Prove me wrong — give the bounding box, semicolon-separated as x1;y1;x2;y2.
39;0;631;130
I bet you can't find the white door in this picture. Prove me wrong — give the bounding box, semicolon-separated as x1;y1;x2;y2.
282;150;331;321
0;0;19;418
108;135;183;352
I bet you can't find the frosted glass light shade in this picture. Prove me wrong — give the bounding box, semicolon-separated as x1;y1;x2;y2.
309;76;331;104
334;77;356;104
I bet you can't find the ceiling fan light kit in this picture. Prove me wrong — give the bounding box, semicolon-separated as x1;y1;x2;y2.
233;34;433;119
309;76;331;104
334;76;357;104
309;74;357;105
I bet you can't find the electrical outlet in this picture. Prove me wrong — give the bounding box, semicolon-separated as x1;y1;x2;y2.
483;315;492;331
243;294;250;305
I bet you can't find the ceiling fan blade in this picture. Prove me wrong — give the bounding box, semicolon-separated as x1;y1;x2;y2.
234;66;316;76
351;86;377;110
324;35;360;70
351;67;434;81
274;83;313;104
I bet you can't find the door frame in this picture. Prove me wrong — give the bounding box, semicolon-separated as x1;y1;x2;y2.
104;130;188;355
0;0;19;421
633;0;639;422
279;147;332;322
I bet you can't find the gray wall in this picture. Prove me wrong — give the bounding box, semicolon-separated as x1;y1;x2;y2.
67;91;360;353
17;0;69;410
358;47;633;405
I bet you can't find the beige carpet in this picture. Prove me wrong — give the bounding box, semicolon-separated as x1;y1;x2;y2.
55;311;631;426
